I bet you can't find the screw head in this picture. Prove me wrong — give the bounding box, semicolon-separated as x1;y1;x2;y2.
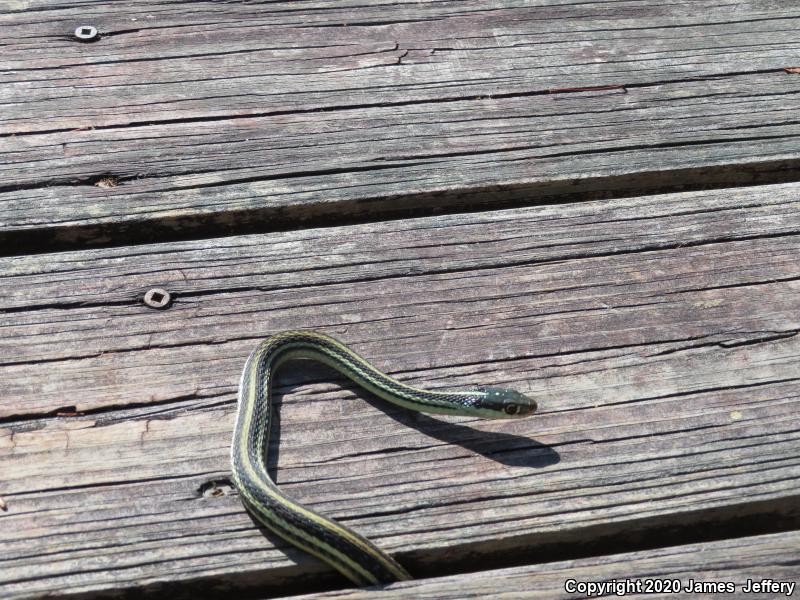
143;288;172;309
74;25;99;42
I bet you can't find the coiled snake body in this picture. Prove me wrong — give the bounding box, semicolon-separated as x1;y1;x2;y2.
231;330;537;586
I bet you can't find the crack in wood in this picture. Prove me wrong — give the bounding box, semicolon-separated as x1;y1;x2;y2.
0;68;789;140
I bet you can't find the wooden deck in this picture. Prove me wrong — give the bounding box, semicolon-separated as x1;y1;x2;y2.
1;1;799;598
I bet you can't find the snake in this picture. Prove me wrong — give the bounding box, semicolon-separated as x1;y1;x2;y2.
230;330;537;586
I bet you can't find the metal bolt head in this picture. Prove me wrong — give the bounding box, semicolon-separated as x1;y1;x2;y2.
74;25;99;42
143;288;171;309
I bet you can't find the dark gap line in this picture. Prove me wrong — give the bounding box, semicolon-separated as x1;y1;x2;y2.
4;156;800;257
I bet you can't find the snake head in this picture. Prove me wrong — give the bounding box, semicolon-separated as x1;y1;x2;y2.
478;387;538;418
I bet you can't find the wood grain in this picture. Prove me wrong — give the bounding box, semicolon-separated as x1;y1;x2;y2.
1;185;798;598
2;0;797;133
4;2;799;598
2;0;799;251
3;181;800;413
288;530;800;599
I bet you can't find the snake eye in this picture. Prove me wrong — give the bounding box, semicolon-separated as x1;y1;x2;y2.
504;404;519;415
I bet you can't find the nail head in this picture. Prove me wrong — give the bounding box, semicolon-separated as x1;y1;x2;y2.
144;288;171;309
74;25;99;42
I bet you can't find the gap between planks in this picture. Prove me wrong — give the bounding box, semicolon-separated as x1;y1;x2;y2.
283;530;800;600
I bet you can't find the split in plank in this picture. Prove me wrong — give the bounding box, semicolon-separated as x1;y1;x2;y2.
287;530;800;599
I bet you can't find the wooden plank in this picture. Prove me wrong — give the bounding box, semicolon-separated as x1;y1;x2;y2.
2;72;799;225
3;73;799;253
4;181;800;413
2;1;800;250
1;185;799;597
288;530;800;599
2;0;798;134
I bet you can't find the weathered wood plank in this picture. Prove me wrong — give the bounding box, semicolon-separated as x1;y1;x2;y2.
17;72;800;195
2;0;799;251
3;71;799;252
2;0;798;134
0;74;800;225
3;369;797;598
3;181;800;414
1;185;798;598
288;530;800;599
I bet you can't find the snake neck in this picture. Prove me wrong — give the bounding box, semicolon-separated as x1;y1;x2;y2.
232;330;492;479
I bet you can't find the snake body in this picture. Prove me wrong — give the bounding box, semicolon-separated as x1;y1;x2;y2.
230;330;537;586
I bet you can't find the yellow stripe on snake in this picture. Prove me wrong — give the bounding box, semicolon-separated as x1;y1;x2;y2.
231;330;537;586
